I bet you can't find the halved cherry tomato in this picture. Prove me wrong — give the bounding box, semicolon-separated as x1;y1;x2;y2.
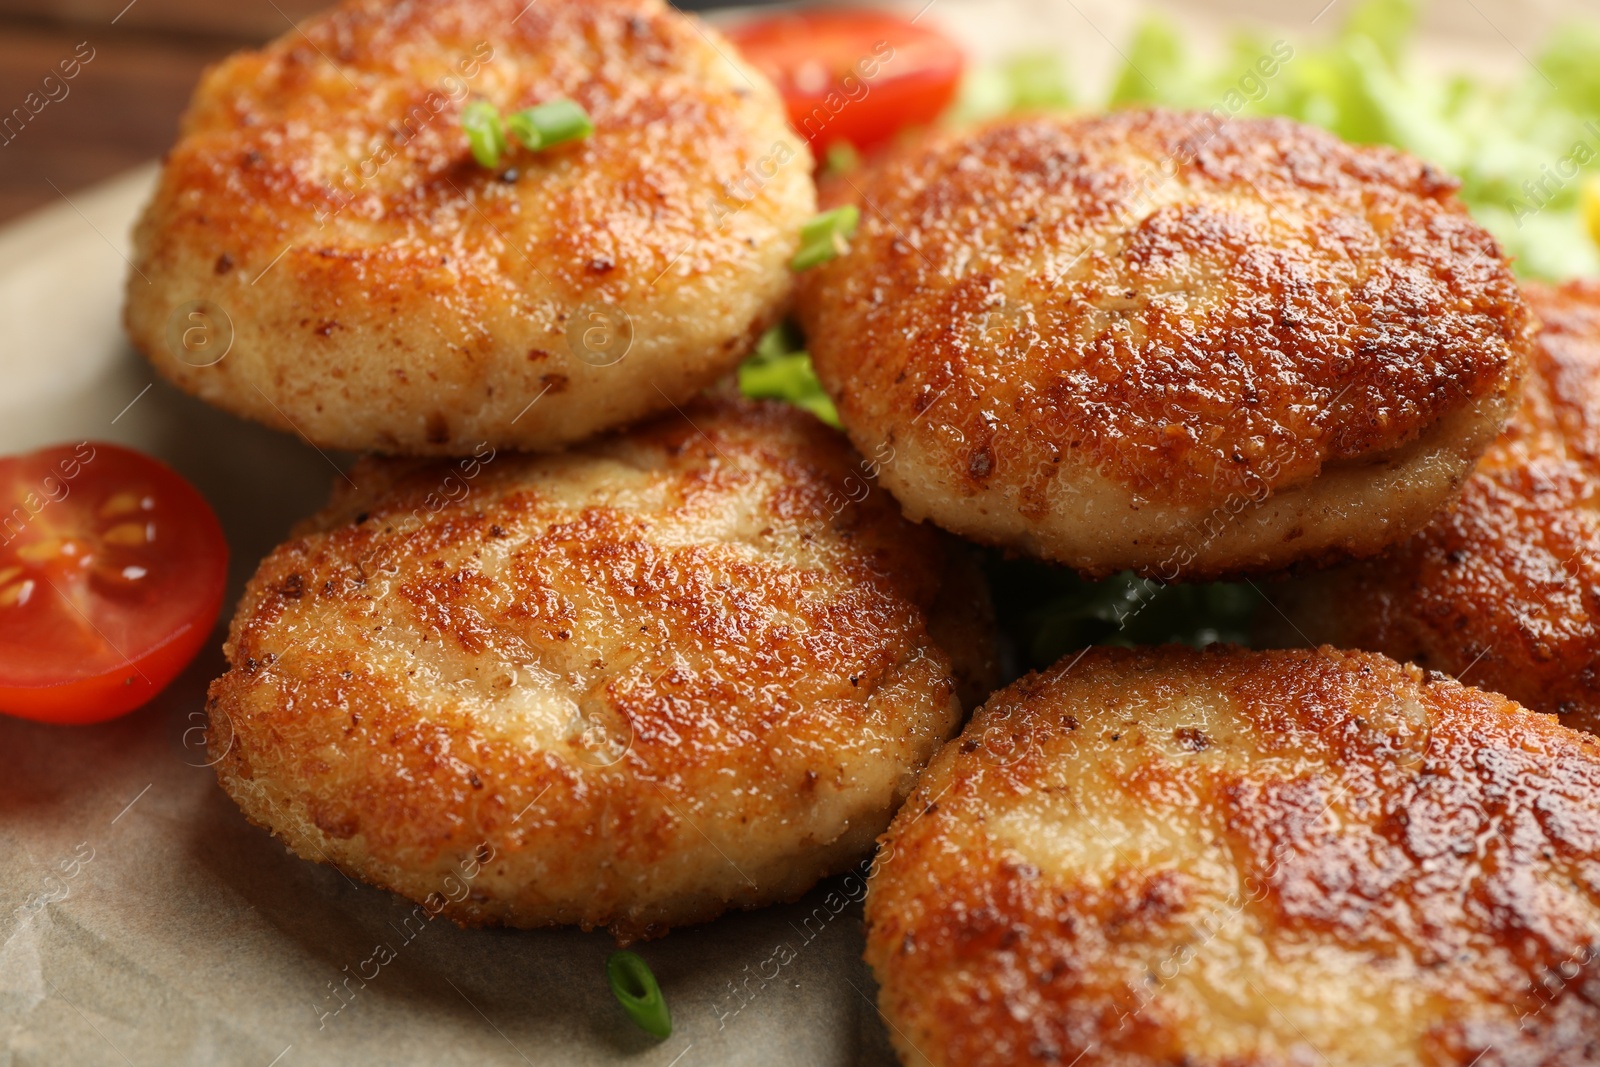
728;9;964;155
0;442;227;725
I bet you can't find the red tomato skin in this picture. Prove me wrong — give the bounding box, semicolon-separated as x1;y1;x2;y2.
0;443;228;726
728;10;965;154
0;585;224;726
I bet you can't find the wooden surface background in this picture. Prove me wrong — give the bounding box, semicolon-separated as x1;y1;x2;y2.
0;0;321;223
0;0;758;224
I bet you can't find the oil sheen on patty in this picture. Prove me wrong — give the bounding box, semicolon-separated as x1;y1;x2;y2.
208;395;998;941
865;644;1600;1067
125;0;814;454
796;109;1532;580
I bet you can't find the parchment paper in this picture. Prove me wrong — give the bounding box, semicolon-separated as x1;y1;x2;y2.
0;1;1553;1062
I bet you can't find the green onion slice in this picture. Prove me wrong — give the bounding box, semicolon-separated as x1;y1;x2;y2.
823;141;861;177
507;99;595;152
461;100;507;168
606;951;671;1039
790;206;860;271
738;322;840;426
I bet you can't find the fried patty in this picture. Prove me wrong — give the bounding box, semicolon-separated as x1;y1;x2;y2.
864;645;1600;1067
796;110;1531;579
125;0;813;455
207;396;997;940
1268;280;1600;735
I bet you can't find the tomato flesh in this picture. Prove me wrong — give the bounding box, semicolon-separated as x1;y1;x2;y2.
0;442;227;725
728;10;965;154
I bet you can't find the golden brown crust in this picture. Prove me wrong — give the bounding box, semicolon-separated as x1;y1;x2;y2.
796;109;1530;578
864;645;1600;1067
208;396;997;940
1270;281;1600;735
125;0;813;454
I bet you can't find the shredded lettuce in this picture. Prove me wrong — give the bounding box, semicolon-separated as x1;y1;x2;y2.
750;3;1600;664
949;0;1600;660
1087;0;1600;279
947;51;1074;126
737;324;839;427
986;560;1263;670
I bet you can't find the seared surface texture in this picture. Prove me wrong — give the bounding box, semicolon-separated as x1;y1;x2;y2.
864;645;1600;1067
1271;280;1600;735
208;396;997;940
797;110;1530;579
125;0;813;454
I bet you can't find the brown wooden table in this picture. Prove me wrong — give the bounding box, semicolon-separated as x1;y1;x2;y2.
0;0;328;223
0;0;758;225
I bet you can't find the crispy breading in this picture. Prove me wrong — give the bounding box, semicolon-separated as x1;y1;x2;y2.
796;110;1531;579
865;645;1600;1067
208;396;997;941
124;0;813;454
1268;280;1600;734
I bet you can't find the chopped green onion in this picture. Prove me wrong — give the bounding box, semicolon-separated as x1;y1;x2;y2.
753;320;801;363
739;322;839;426
465;99;593;170
790;206;860;271
506;99;594;151
462;100;507;168
823;141;861;177
606;951;671;1039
